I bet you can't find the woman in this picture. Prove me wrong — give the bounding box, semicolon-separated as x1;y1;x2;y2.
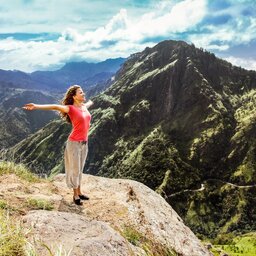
23;85;93;206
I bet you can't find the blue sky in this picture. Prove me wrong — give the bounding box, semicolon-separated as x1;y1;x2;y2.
0;0;255;72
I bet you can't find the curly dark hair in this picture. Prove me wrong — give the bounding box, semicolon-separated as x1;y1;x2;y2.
61;85;81;123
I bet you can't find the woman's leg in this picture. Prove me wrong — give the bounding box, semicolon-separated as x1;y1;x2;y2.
64;140;83;204
73;188;79;198
78;143;89;199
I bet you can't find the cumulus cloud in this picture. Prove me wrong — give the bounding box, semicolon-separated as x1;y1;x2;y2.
0;0;255;71
0;0;208;72
61;0;207;44
189;1;256;51
224;56;256;71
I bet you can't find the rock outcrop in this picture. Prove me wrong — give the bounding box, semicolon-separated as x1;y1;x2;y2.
23;211;132;256
0;171;211;256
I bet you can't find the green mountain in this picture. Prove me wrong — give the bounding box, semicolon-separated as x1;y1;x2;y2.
4;40;256;238
0;88;57;149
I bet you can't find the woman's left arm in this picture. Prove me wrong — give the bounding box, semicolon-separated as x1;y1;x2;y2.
85;100;94;109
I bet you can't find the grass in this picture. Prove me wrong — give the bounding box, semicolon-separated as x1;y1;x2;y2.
0;200;8;210
26;198;54;211
40;244;72;256
121;226;178;256
0;161;40;183
210;233;256;256
122;225;143;246
0;199;18;214
0;209;72;256
0;209;26;256
0;162;71;255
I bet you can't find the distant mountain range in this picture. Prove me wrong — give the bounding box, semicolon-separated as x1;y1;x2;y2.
2;40;256;239
0;58;125;149
0;57;125;92
0;88;57;149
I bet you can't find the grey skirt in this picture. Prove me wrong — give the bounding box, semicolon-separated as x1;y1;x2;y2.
64;140;88;189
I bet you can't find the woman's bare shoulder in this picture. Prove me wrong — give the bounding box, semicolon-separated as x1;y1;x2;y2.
56;104;70;113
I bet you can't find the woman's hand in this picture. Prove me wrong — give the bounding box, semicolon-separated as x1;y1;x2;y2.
23;103;37;110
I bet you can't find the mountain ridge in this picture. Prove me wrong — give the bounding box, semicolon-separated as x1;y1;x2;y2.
0;57;125;91
0;88;58;148
2;39;256;238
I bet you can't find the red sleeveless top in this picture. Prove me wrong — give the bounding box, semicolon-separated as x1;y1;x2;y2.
68;105;91;141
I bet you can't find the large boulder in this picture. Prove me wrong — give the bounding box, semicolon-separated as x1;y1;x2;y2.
23;210;132;256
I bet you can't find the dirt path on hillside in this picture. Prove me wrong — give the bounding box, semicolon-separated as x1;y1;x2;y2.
167;179;256;198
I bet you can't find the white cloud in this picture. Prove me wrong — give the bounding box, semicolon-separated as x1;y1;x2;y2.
0;38;65;71
188;14;256;53
0;0;208;72
61;0;207;45
124;0;207;41
224;56;256;71
0;0;255;72
188;27;235;50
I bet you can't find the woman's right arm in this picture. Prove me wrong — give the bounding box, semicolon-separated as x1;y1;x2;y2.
23;103;69;113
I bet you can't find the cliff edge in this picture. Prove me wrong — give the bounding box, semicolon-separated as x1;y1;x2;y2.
0;163;211;255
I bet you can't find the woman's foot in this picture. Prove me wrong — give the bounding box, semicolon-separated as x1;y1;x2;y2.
73;196;83;205
79;194;89;200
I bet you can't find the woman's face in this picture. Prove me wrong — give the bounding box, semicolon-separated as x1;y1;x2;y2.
73;88;85;103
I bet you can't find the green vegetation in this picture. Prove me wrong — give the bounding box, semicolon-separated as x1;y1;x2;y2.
39;244;72;256
0;161;40;182
171;180;256;239
0;209;71;256
1;120;70;177
233;89;256;130
2;40;256;243
0;200;17;215
210;232;256;256
89;107;116;134
122;225;143;246
121;226;178;256
0;88;57;149
0;200;8;210
231;145;256;184
26;198;54;211
156;170;171;195
0;210;26;256
100;126;200;191
93;93;120;107
229;90;256;183
124;99;150;118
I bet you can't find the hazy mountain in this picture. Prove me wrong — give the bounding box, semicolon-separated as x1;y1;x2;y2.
0;87;57;149
30;57;125;91
0;58;125;149
0;58;125;92
3;40;256;239
0;70;37;89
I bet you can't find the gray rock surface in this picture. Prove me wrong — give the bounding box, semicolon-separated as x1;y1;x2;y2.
1;172;212;255
52;174;212;256
23;210;132;256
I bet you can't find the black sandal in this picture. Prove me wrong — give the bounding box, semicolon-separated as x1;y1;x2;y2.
79;194;89;200
73;196;83;205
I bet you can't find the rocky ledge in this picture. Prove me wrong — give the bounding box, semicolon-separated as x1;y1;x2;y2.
0;173;212;256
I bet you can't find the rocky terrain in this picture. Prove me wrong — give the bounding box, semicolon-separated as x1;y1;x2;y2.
0;162;211;256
